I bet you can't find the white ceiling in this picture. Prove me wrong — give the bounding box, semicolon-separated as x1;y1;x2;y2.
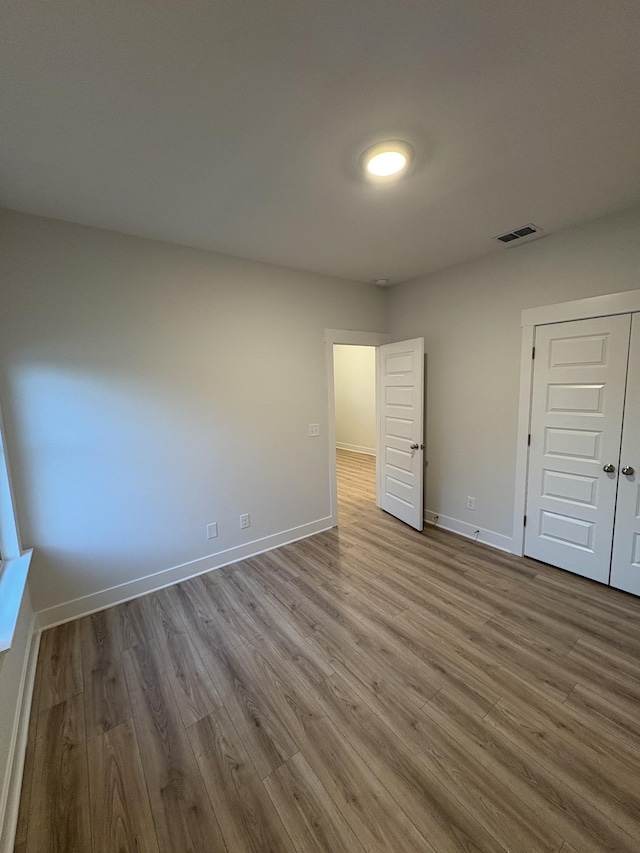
2;1;640;284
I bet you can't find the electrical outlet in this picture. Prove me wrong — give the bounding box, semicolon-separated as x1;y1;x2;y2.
309;423;320;437
240;513;250;529
466;496;475;510
206;522;218;539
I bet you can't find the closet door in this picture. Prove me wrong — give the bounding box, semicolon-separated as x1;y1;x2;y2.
525;314;631;582
610;313;640;595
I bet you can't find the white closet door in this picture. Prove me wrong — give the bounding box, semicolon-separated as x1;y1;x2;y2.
525;314;631;582
378;338;424;531
610;313;640;595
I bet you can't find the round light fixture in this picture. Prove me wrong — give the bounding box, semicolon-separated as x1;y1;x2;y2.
362;140;413;179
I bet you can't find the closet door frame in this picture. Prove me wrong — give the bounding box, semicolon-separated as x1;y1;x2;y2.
512;289;640;557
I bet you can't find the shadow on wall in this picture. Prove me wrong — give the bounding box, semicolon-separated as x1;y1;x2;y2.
3;362;271;611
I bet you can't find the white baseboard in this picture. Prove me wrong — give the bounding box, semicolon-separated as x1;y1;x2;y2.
336;442;376;456
424;510;513;553
0;619;40;853
37;516;334;630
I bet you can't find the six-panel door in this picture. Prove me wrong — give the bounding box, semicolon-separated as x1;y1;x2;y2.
378;338;424;531
525;314;631;583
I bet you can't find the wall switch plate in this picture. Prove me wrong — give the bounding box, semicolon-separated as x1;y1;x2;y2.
206;522;218;539
240;513;250;529
466;496;475;510
309;423;320;436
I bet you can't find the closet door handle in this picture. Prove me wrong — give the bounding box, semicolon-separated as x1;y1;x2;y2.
622;466;635;475
603;464;616;473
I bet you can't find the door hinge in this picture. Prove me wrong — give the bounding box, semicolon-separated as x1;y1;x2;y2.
523;515;527;527
532;346;535;360
527;433;531;446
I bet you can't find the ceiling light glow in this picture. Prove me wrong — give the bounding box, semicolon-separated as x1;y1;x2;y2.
362;141;413;179
367;151;407;177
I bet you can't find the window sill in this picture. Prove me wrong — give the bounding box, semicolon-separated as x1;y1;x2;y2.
0;550;33;655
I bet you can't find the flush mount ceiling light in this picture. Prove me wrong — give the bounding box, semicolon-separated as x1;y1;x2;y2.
362;140;413;179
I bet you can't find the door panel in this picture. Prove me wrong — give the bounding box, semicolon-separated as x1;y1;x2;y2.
610;313;640;595
541;470;598;505
525;314;631;582
378;338;424;531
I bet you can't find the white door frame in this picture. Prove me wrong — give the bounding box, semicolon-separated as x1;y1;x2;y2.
325;329;390;527
513;288;640;556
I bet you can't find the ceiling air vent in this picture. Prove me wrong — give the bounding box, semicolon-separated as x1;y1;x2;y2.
494;223;542;245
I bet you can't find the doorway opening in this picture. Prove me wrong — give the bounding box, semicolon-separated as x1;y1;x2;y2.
333;344;377;525
324;328;389;529
324;328;425;532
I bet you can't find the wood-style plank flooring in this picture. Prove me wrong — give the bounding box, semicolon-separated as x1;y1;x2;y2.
15;449;640;852
336;448;376;524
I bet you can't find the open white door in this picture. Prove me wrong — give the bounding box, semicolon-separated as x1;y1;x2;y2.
378;338;424;531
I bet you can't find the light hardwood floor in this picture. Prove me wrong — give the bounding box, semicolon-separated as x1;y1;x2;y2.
336;447;376;524
14;449;640;852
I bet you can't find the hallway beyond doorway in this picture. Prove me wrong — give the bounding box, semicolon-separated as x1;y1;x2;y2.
336;449;376;525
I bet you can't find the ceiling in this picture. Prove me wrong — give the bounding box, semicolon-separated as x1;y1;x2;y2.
2;1;640;284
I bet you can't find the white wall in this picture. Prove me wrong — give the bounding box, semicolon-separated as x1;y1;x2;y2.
0;587;34;850
3;204;640;619
334;345;376;455
0;209;386;616
388;206;640;545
